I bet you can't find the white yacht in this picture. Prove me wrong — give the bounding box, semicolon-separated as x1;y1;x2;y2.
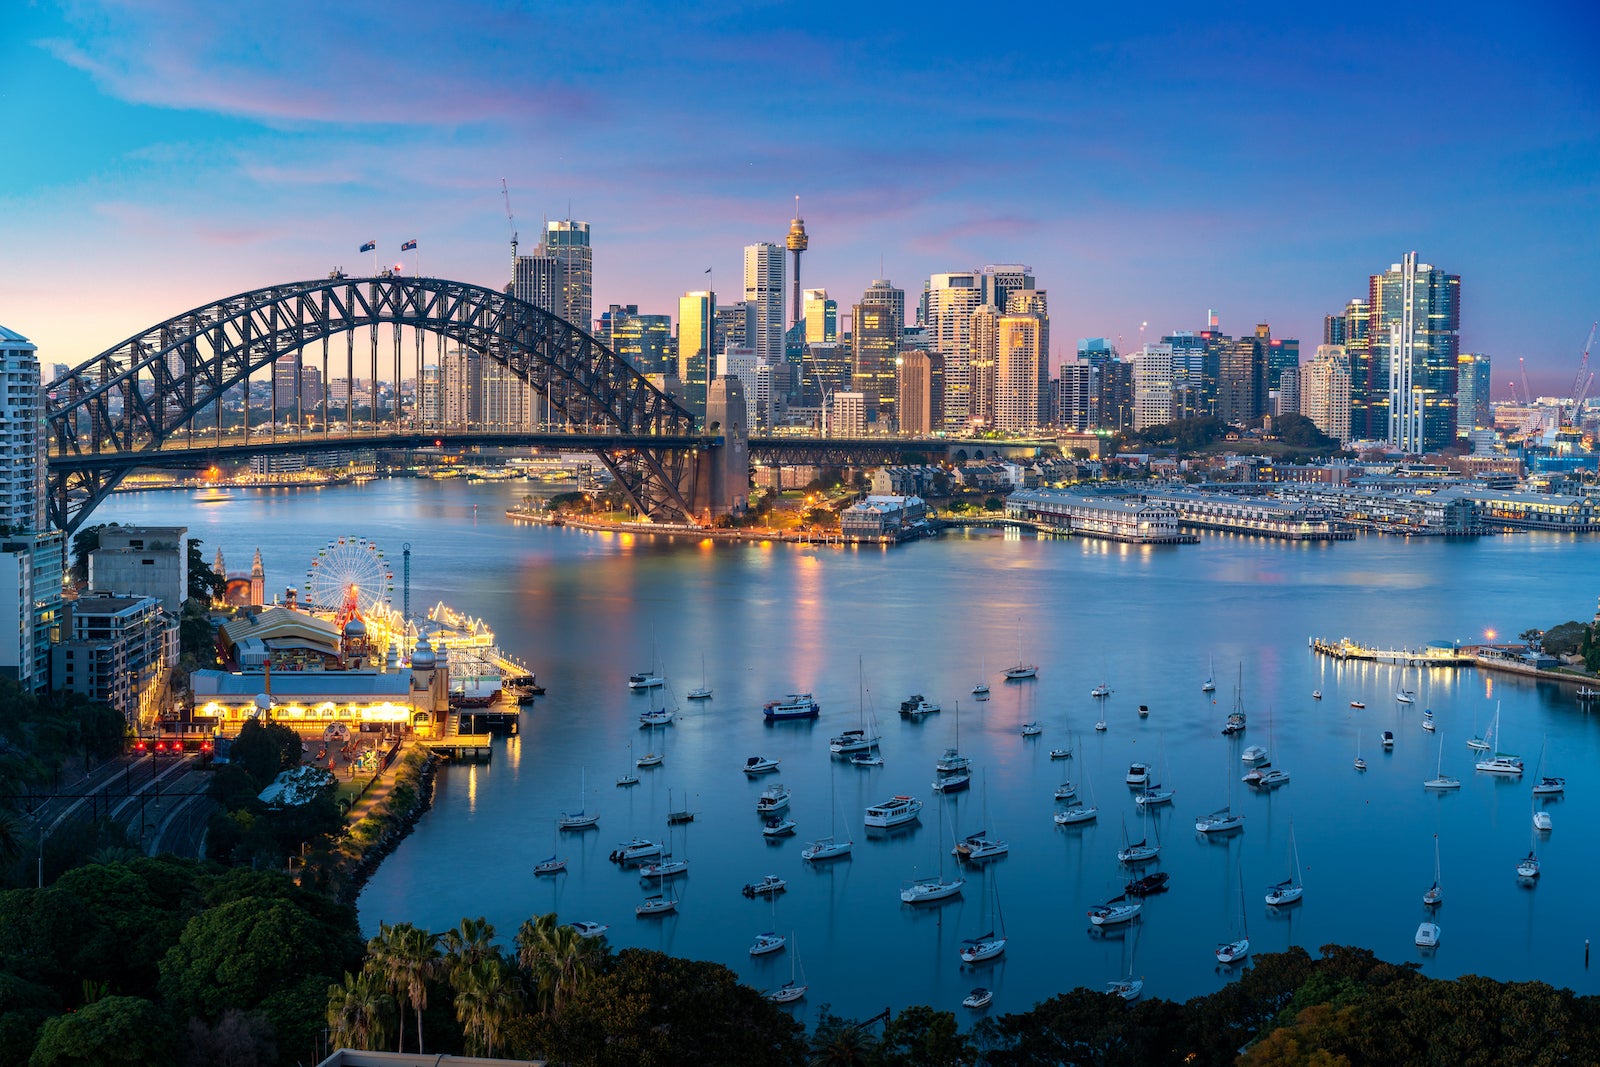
954;831;1009;862
608;838;662;864
864;794;923;828
755;783;791;814
1086;896;1142;926
1241;745;1268;764
1195;807;1244;834
901;875;965;904
743;755;781;775
1134;785;1175;807
1125;762;1150;785
571;921;608;939
1020;722;1042;736
749;931;786;956
763;693;820;720
1415;922;1441;948
628;672;664;690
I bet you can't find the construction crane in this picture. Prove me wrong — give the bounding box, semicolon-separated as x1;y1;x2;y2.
1520;358;1532;409
1571;322;1597;411
500;178;518;261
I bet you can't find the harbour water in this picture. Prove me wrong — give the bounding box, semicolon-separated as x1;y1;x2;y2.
99;479;1600;1016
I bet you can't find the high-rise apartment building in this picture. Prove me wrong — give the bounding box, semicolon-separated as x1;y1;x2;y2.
1;326;46;533
825;391;867;437
1055;361;1094;431
1302;345;1352;446
925;272;985;430
896;352;934;435
1276;367;1301;417
1373;252;1460;453
1132;344;1176;430
1335;298;1374;439
861;279;906;331
677;291;716;418
803;289;838;345
544;219;593;330
1;325;63;691
1162;332;1209;419
1005;290;1050;426
1457;353;1492;437
851;301;901;426
969;304;1001;430
513;254;563;315
995;310;1045;433
744;242;786;368
1216;332;1265;426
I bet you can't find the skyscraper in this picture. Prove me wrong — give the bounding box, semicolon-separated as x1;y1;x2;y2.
1372;252;1460;452
544;219;593;330
994;313;1044;433
896;352;933;435
980;265;1035;315
1132;345;1175;430
1303;345;1352;445
598;305;673;377
1457;353;1492;437
513;254;563;315
677;291;716;419
1055;361;1094;431
861;279;906;331
924;272;985;430
1006;290;1050;425
1337;298;1374;439
1;324;63;690
744;242;786;369
803;289;837;345
1216;333;1265;426
851;301;901;427
969;304;1001;430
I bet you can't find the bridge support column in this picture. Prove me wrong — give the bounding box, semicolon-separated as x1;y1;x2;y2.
692;375;750;520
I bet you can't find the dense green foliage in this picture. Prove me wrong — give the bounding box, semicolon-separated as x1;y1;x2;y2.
0;678;125;803
1268;414;1341;451
1122;417;1230;451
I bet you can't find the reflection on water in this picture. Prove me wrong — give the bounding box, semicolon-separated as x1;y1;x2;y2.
96;480;1600;1014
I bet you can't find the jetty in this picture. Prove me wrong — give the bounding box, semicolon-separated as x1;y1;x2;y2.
1309;636;1472;666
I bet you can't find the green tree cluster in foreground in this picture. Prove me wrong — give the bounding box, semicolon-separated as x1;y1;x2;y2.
4;862;1599;1067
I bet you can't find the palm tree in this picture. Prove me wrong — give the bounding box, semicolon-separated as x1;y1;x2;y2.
452;956;520;1057
368;921;440;1053
516;913;607;1014
440;915;497;984
327;968;396;1052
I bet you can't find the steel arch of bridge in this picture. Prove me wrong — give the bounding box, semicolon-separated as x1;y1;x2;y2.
45;276;705;532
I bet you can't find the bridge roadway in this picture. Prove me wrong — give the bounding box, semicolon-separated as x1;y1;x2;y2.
48;427;1053;474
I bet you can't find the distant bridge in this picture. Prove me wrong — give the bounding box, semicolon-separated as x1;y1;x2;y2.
43;274;1054;532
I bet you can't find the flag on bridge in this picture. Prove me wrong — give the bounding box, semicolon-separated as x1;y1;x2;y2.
401;239;417;251
359;240;376;253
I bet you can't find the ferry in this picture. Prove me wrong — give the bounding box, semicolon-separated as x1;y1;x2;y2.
864;794;923;828
763;693;820;720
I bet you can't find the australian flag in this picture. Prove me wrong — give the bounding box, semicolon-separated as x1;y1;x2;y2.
401;239;418;252
359;240;376;253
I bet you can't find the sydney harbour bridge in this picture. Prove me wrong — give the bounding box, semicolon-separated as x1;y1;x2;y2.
44;275;1052;533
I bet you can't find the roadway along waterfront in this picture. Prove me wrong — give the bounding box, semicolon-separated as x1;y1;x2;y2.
98;478;1600;1016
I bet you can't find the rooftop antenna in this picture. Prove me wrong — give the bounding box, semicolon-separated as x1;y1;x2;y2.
500;179;518;264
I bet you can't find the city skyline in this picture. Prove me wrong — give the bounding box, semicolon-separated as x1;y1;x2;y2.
2;2;1597;394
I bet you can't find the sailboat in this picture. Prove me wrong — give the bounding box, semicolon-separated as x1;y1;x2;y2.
750;894;785;956
638;673;677;727
533;820;567;874
686;652;712;700
1003;617;1037;680
972;654;990;699
1423;834;1442;907
558;769;600;829
639;800;689;879
1532;736;1565;796
900;798;965;903
1215;862;1250;964
1116;812;1160;865
763;935;807;1003
1202;655;1216;693
1106;923;1144;1000
1395;666;1416;704
1423;729;1460;790
1466;705;1491;751
1054;755;1098;825
1474;702;1523;774
959;872;1008;962
628;642;664;690
831;658;881;754
1221;663;1247;735
616;741;640;787
636;723;665;768
1516;789;1541;880
954;778;1009;862
935;701;971;773
1196;741;1245;834
1265;821;1304;905
801;762;853;862
1353;729;1367;772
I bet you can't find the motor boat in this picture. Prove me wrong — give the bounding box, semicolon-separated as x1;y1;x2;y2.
1241;746;1268;764
864;795;922;827
743;755;781;775
762;817;797;837
962;987;993;1009
1125;763;1150;785
1124;871;1170;896
932;772;971;793
763;693;820;720
756;783;791;814
608;838;662;864
570;921;608;938
1415;922;1441;948
742;874;787;897
1533;776;1565;795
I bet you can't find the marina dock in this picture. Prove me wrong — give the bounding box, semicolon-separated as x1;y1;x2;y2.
1309;636;1473;666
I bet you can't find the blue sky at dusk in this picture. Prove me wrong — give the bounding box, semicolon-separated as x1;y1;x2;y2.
2;1;1596;394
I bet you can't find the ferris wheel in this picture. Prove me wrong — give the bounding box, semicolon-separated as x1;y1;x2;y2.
303;537;394;619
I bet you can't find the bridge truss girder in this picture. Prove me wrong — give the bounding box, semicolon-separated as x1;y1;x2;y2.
45;276;702;532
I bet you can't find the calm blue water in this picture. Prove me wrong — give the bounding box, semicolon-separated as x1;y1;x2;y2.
99;480;1600;1017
